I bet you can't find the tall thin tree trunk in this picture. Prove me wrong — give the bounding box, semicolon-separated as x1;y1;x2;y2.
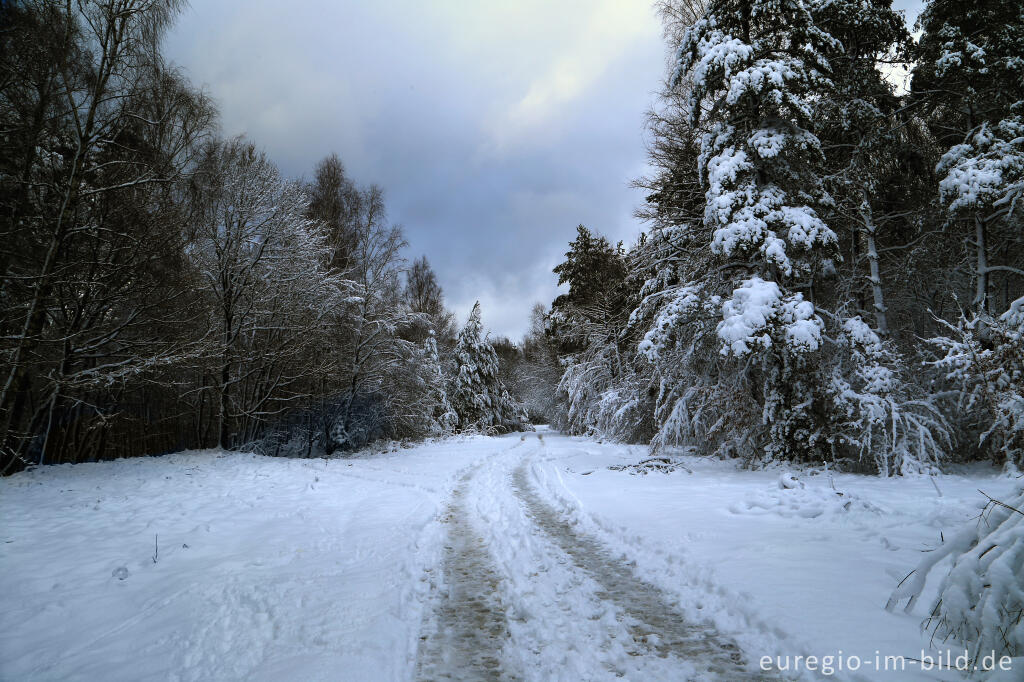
974;215;989;314
219;358;231;449
860;188;888;335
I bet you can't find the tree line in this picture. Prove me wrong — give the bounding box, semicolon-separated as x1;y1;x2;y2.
533;0;1023;475
3;0;1020;476
0;0;527;473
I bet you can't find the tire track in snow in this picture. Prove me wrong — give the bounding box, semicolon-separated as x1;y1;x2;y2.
416;467;515;681
511;458;754;679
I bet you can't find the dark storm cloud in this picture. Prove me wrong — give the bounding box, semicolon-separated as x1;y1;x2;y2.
165;0;926;338
164;0;663;338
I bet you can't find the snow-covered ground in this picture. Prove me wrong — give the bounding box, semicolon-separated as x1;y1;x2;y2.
530;436;1020;681
1;429;1018;680
0;435;508;681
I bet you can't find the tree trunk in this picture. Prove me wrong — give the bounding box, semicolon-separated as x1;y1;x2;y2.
859;188;888;335
219;358;231;449
974;215;989;314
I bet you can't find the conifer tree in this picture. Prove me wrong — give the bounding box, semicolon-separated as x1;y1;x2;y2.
913;0;1024;315
673;0;843;461
451;302;526;433
423;332;458;435
912;0;1023;466
812;0;910;336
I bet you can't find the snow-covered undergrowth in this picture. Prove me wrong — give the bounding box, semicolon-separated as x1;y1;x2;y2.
888;486;1024;671
525;436;1020;681
0;435;507;681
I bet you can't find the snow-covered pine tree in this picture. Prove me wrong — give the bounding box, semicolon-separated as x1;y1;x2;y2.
811;0;910;337
673;0;842;462
423;331;458;436
451;302;527;433
913;0;1024;317
800;0;951;474
546;225;649;440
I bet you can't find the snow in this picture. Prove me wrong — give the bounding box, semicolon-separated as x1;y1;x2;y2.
780;204;835;252
705;145;751;193
717;277;822;356
527;437;1020;680
937;118;1024;212
637;284;702;361
726;58;801;106
678;23;754;97
748;128;788;159
0;437;504;681
843;316;884;357
886;484;1024;664
1001;295;1024;329
2;431;1020;680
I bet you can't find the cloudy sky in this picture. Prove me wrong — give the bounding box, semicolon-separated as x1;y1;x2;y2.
165;0;926;339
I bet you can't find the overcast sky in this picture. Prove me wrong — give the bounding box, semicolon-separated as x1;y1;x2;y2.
165;0;926;339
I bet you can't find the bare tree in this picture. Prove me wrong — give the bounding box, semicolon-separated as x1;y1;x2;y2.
0;0;215;467
188;138;343;448
403;255;456;342
327;185;416;451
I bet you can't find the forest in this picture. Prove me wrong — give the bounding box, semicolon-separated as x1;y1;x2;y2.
0;0;534;473
542;0;1023;476
3;1;1024;678
2;0;1022;478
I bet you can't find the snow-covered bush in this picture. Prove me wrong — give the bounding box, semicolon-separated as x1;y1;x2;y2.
554;355;609;436
632;271;761;459
828;317;950;475
328;392;390;451
887;487;1024;669
553;356;652;443
930;298;1024;468
544;224;648;441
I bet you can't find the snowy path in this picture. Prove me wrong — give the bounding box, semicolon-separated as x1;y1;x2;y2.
510;458;746;675
0;433;774;681
5;431;1008;680
416;468;513;680
414;433;761;680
